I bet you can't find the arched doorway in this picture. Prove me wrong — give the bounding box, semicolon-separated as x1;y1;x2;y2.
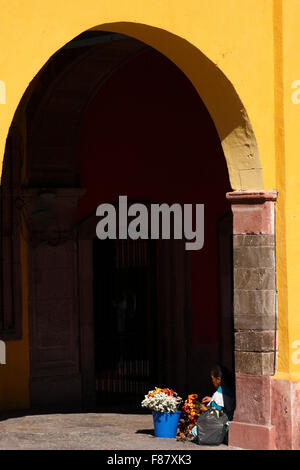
1;27;268;414
9;31;231;409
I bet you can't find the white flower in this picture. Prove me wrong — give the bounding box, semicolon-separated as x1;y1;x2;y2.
141;389;182;412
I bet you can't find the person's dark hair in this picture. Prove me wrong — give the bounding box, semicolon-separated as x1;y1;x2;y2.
210;363;233;386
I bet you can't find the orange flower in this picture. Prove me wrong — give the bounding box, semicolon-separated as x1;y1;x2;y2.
178;393;201;439
148;387;175;398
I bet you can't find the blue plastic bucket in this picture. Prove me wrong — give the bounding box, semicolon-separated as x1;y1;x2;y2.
152;411;181;438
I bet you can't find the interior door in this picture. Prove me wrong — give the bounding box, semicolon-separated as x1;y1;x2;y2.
93;238;157;407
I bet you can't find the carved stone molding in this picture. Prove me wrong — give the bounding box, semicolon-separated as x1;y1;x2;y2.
20;187;85;247
226;190;278;235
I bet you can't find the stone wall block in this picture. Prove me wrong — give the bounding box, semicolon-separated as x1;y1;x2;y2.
233;234;275;248
234;267;275;290
235;351;275;375
235;330;275;352
233;373;272;425
234;289;276;316
234;246;275;269
234;314;275;330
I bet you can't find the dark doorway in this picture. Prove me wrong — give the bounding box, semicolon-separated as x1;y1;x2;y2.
21;31;233;410
93;238;157;409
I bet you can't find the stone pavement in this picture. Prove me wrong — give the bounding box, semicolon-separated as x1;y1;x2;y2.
0;410;243;450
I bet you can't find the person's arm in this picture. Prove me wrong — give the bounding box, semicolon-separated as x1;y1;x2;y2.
200;396;211;411
201;396;211;403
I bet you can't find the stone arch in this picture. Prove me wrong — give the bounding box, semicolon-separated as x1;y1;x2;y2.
10;29;236;408
1;19;269;417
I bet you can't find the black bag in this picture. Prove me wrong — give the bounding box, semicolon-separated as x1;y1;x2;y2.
196;409;228;445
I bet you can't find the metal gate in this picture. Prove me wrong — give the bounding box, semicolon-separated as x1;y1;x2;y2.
93;238;157;405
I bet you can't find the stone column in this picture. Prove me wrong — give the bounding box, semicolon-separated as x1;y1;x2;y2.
22;187;86;409
20;187;85;246
226;190;278;450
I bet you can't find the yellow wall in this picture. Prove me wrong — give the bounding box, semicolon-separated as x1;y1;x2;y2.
0;0;298;410
0;234;30;411
273;0;300;382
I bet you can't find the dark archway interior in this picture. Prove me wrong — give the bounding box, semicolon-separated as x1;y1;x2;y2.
4;30;233;410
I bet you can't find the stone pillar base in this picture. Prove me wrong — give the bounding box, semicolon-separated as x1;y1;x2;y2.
226;191;279;450
229;373;300;449
225;190;300;450
229;421;275;450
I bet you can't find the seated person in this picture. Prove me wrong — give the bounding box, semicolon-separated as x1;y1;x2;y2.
191;364;235;439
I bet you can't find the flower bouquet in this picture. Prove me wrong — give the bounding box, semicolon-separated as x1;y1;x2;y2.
141;387;182;412
178;394;202;439
141;387;182;438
